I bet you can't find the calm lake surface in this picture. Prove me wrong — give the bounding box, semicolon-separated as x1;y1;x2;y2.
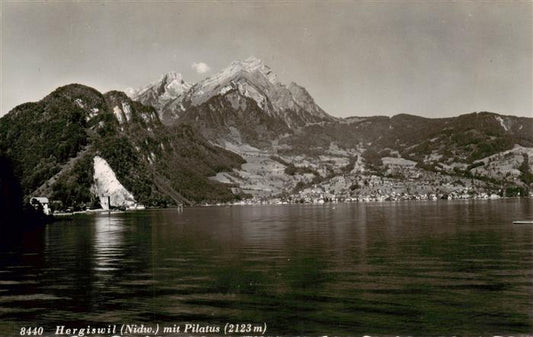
1;199;532;336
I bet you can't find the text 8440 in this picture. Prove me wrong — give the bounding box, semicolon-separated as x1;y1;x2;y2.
20;327;44;336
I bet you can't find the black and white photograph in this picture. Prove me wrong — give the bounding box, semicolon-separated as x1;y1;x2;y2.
0;1;532;336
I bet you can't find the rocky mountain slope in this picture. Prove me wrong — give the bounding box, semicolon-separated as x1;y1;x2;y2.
129;57;335;146
127;72;192;123
127;58;532;201
2;57;532;211
0;84;244;210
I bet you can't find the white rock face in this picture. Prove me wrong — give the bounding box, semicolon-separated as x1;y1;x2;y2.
186;57;278;106
129;72;192;100
179;57;334;126
129;57;334;125
122;102;132;122
495;116;509;132
92;156;136;210
128;71;192;122
74;98;85;108
113;106;125;124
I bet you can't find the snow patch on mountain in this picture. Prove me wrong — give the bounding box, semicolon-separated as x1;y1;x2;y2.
92;156;137;210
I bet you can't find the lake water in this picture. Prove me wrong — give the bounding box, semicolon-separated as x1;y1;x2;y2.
1;199;532;336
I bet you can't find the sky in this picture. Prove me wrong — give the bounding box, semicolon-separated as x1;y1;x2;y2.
1;1;532;118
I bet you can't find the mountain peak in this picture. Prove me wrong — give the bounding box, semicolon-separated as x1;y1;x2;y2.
48;83;103;99
160;71;185;84
126;71;192;123
230;56;264;71
127;71;190;100
157;71;190;97
131;71;190;98
131;57;333;127
223;56;279;84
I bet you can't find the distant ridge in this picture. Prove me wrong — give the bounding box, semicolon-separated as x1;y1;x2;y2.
1;58;532;210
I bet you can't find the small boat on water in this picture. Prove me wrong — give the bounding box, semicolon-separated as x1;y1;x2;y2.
513;220;533;224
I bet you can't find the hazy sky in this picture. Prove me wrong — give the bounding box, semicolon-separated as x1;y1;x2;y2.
1;1;532;118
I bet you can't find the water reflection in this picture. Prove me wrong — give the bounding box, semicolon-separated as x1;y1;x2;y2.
93;214;125;275
0;200;532;335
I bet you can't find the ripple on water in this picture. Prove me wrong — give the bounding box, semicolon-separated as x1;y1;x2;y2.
0;201;532;335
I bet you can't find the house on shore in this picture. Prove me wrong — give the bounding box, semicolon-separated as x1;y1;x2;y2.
30;197;51;215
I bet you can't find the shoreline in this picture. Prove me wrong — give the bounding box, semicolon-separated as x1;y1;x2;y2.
50;195;531;217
